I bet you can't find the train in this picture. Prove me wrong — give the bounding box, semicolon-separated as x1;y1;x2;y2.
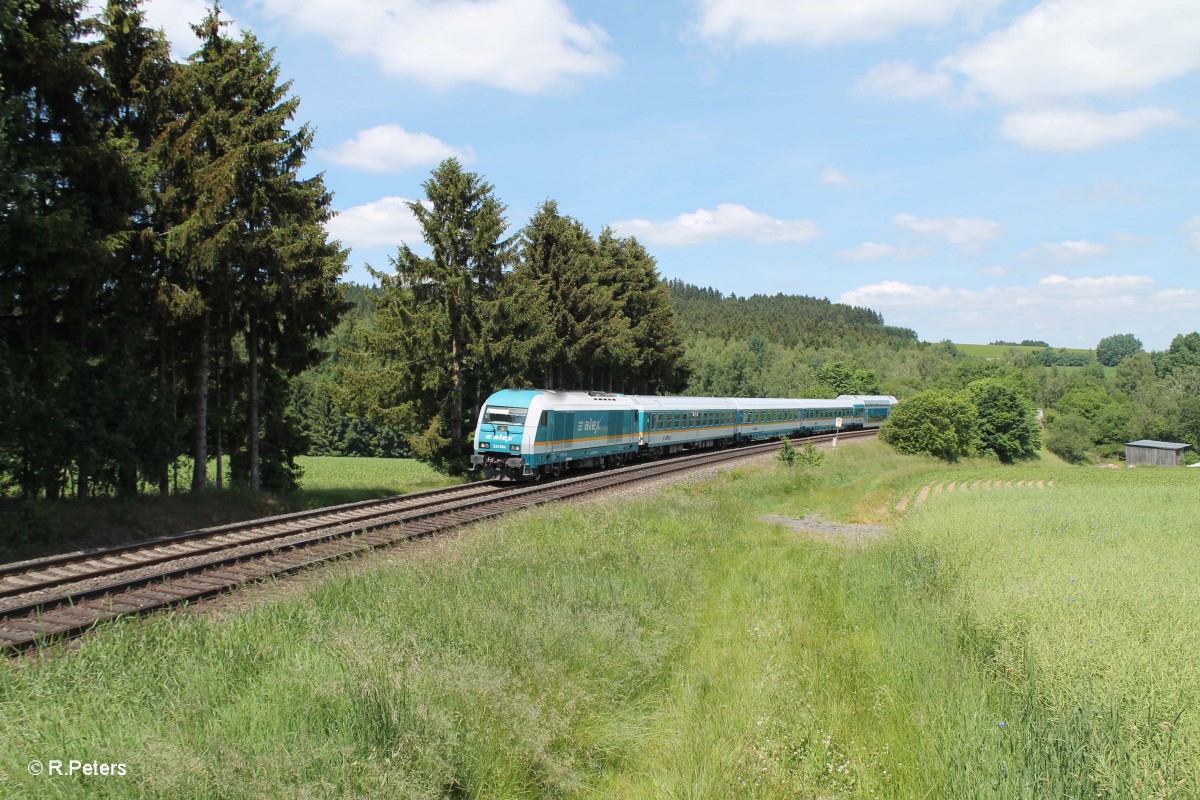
470;389;898;480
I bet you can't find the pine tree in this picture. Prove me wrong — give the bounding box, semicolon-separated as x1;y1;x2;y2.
598;229;688;393
89;0;177;496
0;0;138;498
156;5;346;491
502;201;618;390
365;158;512;463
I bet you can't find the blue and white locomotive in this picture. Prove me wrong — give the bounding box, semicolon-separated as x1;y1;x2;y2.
470;389;897;480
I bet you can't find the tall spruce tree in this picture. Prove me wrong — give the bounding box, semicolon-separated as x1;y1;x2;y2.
499;201;618;390
0;0;138;498
597;228;688;393
156;5;346;491
89;0;177;496
364;158;511;463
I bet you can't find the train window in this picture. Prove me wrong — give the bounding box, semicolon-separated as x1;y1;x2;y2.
541;412;548;426
484;406;528;425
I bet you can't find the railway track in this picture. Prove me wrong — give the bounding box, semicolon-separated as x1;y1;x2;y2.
0;428;876;652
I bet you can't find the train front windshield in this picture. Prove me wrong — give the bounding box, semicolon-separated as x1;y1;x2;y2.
483;406;528;425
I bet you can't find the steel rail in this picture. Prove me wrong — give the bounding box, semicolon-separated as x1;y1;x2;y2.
0;429;875;651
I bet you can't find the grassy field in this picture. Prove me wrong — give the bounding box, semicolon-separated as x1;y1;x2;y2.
955;343;1094;360
0;457;459;563
1;444;1196;798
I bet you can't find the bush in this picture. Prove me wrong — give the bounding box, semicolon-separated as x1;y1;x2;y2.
1046;414;1095;463
880;390;977;462
1095;333;1143;367
967;378;1042;462
777;437;799;467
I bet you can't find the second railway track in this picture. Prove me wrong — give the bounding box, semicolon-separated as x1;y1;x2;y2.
0;429;875;652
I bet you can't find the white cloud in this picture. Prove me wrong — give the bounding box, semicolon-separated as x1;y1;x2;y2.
693;0;997;47
322;125;475;173
820;166;853;186
840;273;1190;346
1186;217;1200;250
1038;274;1153;292
1001;107;1189;153
611;203;821;247
835;242;895;261
1032;240;1111;261
855;0;1200;152
942;0;1200;107
1112;232;1152;246
1155;288;1200;309
894;212;1003;250
326;197;423;249
855;61;955;100
980;265;1008;276
251;0;616;93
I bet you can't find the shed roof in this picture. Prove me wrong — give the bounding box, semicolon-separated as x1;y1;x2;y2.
1125;440;1193;450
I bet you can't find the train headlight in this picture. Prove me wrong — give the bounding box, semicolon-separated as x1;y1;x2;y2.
511;445;521;452
479;442;490;449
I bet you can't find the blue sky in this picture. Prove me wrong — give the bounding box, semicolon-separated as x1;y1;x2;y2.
132;0;1199;349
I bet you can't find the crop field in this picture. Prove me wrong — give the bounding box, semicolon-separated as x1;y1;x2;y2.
0;443;1195;798
955;343;1094;359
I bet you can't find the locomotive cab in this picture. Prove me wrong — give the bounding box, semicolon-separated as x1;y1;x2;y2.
471;390;539;479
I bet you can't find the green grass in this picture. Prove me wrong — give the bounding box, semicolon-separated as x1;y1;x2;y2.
294;455;461;505
0;457;459;563
0;444;1195;798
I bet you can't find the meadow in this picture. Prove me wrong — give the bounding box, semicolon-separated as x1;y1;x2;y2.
0;443;1195;798
954;343;1095;359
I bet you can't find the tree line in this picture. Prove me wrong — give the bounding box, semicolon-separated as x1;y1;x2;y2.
669;282;918;350
876;332;1200;464
1;0;346;498
338;160;689;468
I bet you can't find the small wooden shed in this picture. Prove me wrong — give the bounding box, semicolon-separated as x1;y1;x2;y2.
1124;440;1193;467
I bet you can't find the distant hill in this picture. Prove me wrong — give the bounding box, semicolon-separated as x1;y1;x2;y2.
954;342;1095;366
667;280;919;349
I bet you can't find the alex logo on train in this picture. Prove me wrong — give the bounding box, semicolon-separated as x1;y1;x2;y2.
576;419;602;433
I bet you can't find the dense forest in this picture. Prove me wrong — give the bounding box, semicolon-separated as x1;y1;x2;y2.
668;281;918;350
1;0;345;498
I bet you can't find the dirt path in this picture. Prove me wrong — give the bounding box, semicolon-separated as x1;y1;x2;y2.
759;513;889;549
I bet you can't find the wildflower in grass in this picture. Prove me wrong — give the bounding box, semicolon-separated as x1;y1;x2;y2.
998;721;1006;729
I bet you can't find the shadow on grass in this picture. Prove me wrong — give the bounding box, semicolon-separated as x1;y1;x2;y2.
0;482;452;565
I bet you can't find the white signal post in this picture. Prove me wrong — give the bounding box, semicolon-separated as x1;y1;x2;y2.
833;416;842;447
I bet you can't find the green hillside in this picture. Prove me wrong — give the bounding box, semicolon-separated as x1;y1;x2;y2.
668;280;919;349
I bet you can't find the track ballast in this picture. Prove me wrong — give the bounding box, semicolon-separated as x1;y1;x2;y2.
0;429;875;652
